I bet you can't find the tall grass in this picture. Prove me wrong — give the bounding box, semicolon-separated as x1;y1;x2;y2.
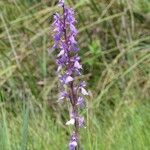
0;0;150;149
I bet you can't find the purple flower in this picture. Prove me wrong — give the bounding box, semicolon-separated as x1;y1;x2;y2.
81;87;89;95
58;91;68;101
74;61;82;69
65;8;77;24
65;76;74;83
51;0;89;149
70;24;77;35
78;116;84;128
51;13;63;51
59;75;73;84
69;141;77;150
80;81;87;87
69;132;77;150
69;35;77;44
70;55;80;62
76;97;85;107
58;0;64;7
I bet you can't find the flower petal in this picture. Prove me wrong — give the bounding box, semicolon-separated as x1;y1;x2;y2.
69;141;77;150
65;76;73;84
66;118;75;125
74;61;82;69
76;97;85;107
58;0;64;7
81;87;89;95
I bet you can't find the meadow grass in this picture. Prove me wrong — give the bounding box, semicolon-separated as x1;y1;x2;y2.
0;0;150;149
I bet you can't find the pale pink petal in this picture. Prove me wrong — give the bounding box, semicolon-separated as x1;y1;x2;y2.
65;76;73;84
81;87;89;95
74;61;82;69
66;118;75;125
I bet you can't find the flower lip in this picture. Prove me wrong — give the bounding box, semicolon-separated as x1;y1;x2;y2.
58;0;64;7
66;118;75;125
74;61;82;69
65;76;73;84
81;87;89;95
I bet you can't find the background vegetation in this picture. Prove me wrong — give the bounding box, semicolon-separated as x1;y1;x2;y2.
0;0;150;149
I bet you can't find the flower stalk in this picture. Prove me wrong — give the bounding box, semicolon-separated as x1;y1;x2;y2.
51;0;88;149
